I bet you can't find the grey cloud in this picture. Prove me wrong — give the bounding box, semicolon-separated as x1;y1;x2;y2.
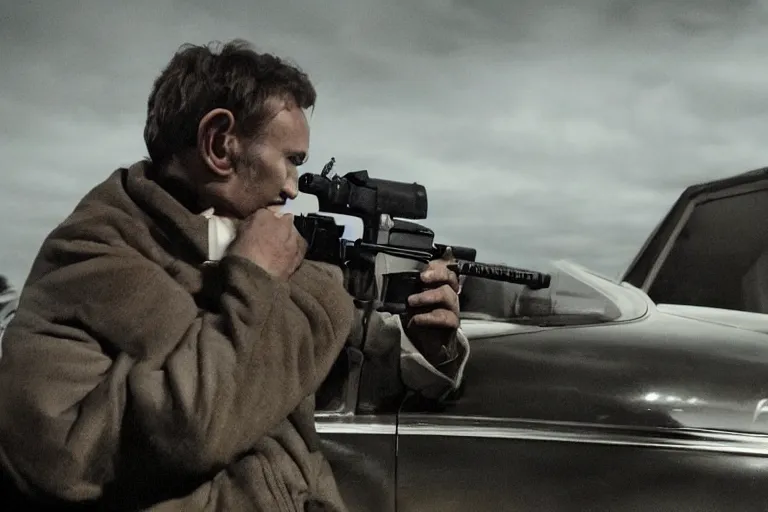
2;0;768;286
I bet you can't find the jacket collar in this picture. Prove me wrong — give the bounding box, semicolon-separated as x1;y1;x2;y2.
121;160;211;263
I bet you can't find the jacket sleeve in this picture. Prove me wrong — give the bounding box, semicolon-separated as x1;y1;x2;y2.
0;242;354;502
396;316;470;400
346;252;471;401
357;311;470;400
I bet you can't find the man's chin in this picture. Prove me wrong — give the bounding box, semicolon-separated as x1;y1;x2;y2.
267;204;284;214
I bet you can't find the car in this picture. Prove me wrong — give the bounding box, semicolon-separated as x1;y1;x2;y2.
314;166;768;512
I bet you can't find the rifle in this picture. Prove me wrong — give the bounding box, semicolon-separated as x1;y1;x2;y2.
293;158;551;314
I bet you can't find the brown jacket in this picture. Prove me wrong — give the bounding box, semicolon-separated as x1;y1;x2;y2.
0;161;435;511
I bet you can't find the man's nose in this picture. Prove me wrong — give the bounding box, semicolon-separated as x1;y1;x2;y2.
283;174;299;200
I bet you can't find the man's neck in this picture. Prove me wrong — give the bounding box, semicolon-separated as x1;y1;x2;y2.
150;157;208;215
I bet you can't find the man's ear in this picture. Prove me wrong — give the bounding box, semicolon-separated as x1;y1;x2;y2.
197;108;237;178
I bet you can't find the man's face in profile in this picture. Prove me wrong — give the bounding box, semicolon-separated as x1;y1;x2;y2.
213;101;310;218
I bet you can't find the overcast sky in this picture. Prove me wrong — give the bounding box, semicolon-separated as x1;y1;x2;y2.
2;0;768;288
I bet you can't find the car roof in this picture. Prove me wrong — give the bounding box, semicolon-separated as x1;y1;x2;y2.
682;166;768;200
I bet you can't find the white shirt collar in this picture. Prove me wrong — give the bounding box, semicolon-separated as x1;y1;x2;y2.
200;208;236;261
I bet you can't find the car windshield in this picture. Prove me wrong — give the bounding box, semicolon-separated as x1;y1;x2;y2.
647;187;768;315
459;260;647;327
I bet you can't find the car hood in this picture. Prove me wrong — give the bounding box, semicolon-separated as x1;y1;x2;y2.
460;261;768;340
655;303;768;336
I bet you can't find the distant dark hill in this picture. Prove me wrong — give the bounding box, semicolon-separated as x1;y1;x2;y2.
1;275;16;343
1;274;17;311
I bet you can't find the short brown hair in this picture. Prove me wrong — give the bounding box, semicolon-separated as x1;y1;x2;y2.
143;39;316;165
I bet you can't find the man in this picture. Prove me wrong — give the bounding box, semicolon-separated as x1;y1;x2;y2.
0;40;468;511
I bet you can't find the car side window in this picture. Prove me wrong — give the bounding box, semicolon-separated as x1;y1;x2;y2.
648;189;768;313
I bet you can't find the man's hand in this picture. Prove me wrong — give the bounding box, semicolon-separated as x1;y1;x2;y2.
404;248;461;366
228;209;307;280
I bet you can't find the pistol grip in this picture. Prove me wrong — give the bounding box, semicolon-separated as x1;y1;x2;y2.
378;271;424;315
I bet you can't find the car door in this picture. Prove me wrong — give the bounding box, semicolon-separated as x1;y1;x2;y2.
395;295;768;511
315;345;398;512
394;320;692;512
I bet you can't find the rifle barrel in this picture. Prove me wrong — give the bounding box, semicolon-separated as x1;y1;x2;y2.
451;260;551;290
